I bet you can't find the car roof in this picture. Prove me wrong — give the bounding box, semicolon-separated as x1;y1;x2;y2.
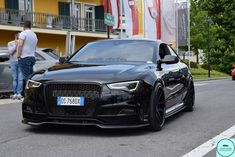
90;39;163;44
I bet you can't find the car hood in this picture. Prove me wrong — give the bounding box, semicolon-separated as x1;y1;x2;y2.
31;63;155;84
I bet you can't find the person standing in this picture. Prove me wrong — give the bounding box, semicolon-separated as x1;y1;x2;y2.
8;32;23;99
17;21;38;92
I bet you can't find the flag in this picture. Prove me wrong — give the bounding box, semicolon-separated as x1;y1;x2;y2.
177;2;188;46
123;0;143;37
144;0;161;39
103;0;120;29
161;0;176;44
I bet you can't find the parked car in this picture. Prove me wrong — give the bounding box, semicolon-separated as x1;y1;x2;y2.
0;48;10;75
0;48;59;94
232;65;235;80
0;48;10;62
22;39;195;131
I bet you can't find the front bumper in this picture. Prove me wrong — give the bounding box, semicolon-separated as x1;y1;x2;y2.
22;82;152;128
22;117;149;129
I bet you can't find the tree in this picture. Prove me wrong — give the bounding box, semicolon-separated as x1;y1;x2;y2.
190;0;217;63
190;0;235;73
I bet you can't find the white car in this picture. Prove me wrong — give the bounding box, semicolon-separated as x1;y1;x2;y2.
0;48;59;95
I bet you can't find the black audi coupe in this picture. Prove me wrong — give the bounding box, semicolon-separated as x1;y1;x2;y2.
22;39;195;131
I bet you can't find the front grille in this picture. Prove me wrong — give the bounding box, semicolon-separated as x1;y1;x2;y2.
45;83;102;117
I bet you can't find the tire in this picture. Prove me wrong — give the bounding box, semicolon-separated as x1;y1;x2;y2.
149;83;166;131
185;81;195;112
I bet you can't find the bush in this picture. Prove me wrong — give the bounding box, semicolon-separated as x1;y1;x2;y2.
201;63;209;70
190;61;199;68
183;59;199;68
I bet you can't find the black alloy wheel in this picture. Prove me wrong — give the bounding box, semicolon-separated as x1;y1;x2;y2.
149;83;166;131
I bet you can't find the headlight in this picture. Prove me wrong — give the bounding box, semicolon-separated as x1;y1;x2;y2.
107;81;140;92
26;80;42;89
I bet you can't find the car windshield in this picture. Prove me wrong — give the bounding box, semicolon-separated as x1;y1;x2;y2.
69;40;156;64
42;49;59;59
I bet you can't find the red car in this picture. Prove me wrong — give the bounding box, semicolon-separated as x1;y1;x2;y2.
232;65;235;80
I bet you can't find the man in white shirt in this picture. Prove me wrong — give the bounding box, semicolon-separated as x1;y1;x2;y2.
8;32;23;99
17;21;38;92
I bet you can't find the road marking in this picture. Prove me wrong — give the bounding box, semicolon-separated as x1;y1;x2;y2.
194;83;208;87
0;99;22;105
182;124;235;157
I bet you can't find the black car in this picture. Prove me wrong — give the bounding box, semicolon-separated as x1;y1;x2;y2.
22;39;195;131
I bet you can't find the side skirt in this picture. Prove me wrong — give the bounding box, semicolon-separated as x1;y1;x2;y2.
165;102;186;118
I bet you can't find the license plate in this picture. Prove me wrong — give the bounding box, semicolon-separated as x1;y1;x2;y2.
57;96;85;106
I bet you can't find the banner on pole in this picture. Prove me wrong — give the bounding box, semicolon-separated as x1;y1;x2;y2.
106;0;190;44
144;0;161;39
161;0;176;44
177;2;188;46
123;0;143;37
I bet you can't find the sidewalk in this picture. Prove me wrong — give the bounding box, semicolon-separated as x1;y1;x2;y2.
0;99;22;105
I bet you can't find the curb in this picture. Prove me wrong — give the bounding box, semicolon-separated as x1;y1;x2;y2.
194;77;230;82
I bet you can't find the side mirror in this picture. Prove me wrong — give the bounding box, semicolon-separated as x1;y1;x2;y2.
157;55;179;70
59;57;66;64
161;55;179;64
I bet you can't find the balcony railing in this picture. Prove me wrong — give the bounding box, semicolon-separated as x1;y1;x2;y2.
0;8;106;32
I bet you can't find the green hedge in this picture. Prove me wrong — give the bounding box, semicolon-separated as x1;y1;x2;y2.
183;59;199;69
201;63;209;70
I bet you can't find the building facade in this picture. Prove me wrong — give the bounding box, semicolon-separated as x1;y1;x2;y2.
0;0;114;55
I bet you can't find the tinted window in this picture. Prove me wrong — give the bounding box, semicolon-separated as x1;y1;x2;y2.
159;44;171;59
70;40;155;64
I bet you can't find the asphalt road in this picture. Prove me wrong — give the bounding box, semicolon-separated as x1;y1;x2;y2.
0;79;235;157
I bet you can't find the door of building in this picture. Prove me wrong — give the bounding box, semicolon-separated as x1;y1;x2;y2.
84;5;95;31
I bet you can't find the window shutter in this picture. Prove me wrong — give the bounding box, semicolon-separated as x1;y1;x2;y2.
5;0;19;10
95;5;105;31
95;6;104;20
58;2;70;16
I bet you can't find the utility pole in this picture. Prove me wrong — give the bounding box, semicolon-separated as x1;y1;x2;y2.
187;0;191;69
206;16;212;78
24;0;28;21
120;0;123;39
106;0;110;39
71;0;75;30
24;0;27;12
208;20;210;78
143;0;146;38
